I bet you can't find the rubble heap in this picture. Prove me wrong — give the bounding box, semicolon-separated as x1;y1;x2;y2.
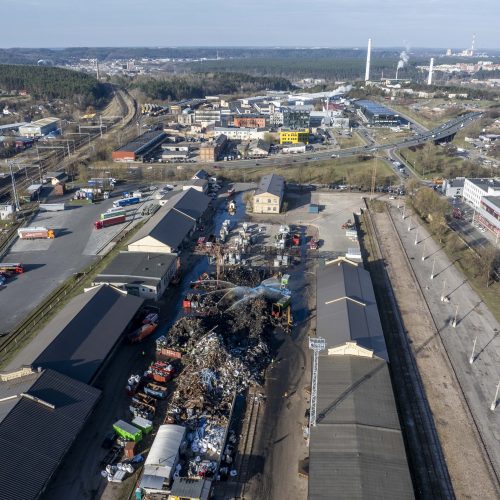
167;297;273;423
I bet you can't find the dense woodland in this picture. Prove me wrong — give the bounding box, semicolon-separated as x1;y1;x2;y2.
133;72;295;100
0;65;110;108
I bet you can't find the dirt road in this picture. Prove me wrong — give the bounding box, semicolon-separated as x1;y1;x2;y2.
371;206;499;499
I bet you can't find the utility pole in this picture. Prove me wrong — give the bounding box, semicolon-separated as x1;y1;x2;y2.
469;336;477;364
452;304;459;328
491;380;499;411
7;160;21;212
309;337;326;431
370;160;377;200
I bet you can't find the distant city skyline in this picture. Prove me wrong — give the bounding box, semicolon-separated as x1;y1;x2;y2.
1;0;499;49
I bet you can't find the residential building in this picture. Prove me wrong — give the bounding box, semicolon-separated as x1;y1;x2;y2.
269;111;284;127
282;105;311;129
93;252;178;300
279;129;309;144
476;196;500;237
112;130;166;162
214;126;266;141
309;257;413;500
199;135;227;162
462;178;500;208
18;117;60;137
233;115;266;128
253;174;285;214
442;178;465;198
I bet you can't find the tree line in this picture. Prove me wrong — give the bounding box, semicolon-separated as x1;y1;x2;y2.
0;64;110;108
133;72;295;101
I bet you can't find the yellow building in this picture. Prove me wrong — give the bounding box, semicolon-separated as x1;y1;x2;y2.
253;173;285;214
279;128;309;144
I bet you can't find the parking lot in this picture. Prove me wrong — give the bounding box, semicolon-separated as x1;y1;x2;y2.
0;190;154;336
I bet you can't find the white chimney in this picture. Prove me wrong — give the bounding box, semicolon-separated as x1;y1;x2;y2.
365;38;372;82
427;57;434;85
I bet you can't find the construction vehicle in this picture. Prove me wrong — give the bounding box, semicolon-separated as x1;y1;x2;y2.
271;296;293;332
94;214;126;229
18;227;55;239
307;238;319;250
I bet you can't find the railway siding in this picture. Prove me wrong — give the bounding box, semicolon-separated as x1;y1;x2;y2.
370;203;499;499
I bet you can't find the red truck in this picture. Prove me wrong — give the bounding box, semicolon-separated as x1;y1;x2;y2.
94;214;126;229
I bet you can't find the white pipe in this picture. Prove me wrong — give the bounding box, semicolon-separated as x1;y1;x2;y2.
427;58;434;85
365;38;372;82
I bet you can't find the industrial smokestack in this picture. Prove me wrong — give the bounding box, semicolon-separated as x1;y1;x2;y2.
365;38;372;82
427;58;434;85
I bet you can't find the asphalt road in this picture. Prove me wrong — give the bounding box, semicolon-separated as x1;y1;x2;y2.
194;112;482;171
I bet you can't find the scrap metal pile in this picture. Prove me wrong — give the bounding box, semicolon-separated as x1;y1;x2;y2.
166;295;274;424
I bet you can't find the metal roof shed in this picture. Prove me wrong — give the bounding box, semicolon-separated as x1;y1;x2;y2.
144;424;186;481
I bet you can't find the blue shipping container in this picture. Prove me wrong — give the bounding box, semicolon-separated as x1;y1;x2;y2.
308;204;319;214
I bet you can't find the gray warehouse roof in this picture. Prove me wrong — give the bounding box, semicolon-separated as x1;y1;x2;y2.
169;188;210;220
316;259;388;361
0;369;100;500
96;252;177;287
115;130;166;154
255;173;285;198
129;205;195;250
13;285;144;384
309;355;413;500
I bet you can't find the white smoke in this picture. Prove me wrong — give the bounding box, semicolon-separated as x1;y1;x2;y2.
398;50;409;69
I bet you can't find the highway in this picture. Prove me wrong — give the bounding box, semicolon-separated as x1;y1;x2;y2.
201;112;482;170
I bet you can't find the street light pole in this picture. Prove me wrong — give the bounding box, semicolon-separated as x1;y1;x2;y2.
414;227;419;245
490;380;500;411
408;216;412;232
469;336;477;364
430;257;436;280
421;240;426;260
452;304;459;328
440;279;446;302
402;204;406;220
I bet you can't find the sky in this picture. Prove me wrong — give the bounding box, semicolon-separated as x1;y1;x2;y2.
1;0;499;49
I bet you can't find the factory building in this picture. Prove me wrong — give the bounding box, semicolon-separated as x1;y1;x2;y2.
194;108;222;127
253;174;285;214
199;134;227;162
279;129;309;144
354;100;405;127
112;130;166;162
309;258;414;500
18;117;60;137
233;115;267;128
214;127;266;141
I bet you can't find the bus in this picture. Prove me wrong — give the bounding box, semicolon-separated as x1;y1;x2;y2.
0;262;24;274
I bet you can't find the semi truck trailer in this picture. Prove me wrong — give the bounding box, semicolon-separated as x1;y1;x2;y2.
94;214;126;229
18;227;55;239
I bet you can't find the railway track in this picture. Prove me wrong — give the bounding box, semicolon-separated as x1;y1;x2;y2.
383;205;500;492
361;204;455;499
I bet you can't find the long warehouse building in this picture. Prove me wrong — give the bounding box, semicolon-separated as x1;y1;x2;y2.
112;130;166;162
309;257;414;500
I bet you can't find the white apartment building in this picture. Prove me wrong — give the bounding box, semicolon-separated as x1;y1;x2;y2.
214;127;266;141
462;178;500;208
